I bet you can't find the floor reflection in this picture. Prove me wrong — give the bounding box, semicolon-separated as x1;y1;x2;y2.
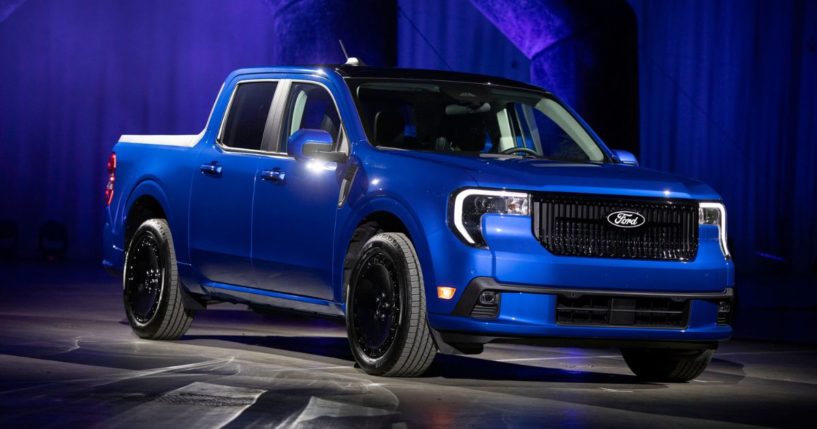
0;263;815;428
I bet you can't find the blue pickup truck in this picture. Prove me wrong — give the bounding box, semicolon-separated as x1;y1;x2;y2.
103;64;734;381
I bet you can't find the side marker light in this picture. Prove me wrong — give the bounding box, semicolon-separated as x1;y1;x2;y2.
437;287;456;300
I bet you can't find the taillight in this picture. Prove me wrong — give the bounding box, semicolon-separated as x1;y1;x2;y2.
105;152;116;205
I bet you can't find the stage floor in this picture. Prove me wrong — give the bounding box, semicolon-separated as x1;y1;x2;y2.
1;263;815;428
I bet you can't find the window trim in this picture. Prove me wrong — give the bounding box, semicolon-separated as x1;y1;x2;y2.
274;79;348;155
216;79;284;155
216;77;349;159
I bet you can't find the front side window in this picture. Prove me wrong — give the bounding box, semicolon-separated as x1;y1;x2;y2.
348;80;608;163
220;81;279;151
281;83;341;152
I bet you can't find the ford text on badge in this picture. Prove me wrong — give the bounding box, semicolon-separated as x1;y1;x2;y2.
607;210;646;228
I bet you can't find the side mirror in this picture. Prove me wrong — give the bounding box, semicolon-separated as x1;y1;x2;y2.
613;149;639;166
287;129;346;162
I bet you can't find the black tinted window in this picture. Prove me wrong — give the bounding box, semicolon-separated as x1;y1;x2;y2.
281;83;341;151
222;82;278;150
351;81;606;162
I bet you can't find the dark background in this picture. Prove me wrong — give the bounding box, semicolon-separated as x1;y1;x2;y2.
1;0;815;341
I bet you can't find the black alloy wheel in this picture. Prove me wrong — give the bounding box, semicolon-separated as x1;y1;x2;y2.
125;230;165;326
123;219;194;340
346;232;436;377
351;251;403;359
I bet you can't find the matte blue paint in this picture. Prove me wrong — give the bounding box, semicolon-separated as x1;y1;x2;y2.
103;66;733;345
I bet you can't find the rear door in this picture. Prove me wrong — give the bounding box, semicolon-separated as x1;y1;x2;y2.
188;79;282;286
251;80;347;300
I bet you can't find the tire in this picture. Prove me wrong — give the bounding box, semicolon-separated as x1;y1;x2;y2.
123;218;194;340
346;233;436;376
621;348;714;382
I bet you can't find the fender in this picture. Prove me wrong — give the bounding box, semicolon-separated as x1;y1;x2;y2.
122;178;178;254
334;194;436;304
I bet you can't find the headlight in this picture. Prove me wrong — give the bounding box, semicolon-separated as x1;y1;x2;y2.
451;189;530;247
699;202;730;259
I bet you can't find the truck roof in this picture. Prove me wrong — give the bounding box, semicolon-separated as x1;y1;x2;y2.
227;65;547;94
333;65;546;92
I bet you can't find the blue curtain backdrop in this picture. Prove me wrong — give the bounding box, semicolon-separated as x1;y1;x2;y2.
629;0;817;277
397;0;530;82
0;0;279;259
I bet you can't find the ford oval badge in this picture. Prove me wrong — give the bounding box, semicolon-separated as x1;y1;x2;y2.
607;211;646;228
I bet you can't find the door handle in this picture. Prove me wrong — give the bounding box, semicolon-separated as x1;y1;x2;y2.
260;168;286;183
200;162;223;177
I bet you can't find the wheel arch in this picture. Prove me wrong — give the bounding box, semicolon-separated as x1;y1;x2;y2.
123;180;174;252
336;198;435;304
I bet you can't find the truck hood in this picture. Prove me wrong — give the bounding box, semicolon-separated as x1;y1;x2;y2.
385;150;720;200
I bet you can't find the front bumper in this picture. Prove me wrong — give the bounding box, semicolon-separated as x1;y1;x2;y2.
424;208;735;348
428;277;734;348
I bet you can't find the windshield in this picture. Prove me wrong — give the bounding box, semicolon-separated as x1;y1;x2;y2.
348;79;609;163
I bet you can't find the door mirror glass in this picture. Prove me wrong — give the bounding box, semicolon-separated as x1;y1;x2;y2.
613;149;639;166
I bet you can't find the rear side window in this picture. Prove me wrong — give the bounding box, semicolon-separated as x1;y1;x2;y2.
221;82;278;151
281;83;341;152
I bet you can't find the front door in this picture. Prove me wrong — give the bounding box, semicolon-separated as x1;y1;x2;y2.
251;81;345;300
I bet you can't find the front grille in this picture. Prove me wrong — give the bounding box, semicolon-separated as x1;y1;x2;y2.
532;194;699;261
556;295;689;328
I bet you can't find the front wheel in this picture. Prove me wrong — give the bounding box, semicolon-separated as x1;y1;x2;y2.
346;233;437;376
621;348;714;382
123;218;194;340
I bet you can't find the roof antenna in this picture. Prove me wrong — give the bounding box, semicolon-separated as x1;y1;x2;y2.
338;39;365;66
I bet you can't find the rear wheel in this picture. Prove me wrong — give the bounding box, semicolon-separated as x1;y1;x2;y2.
346;233;436;376
621;348;714;382
123;219;194;340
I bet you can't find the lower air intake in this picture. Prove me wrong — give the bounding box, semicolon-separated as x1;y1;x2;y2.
556;295;689;328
